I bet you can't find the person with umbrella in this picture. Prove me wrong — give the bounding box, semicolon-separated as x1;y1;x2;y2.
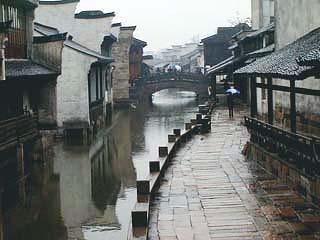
225;86;240;119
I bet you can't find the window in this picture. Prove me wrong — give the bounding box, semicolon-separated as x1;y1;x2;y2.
0;1;27;58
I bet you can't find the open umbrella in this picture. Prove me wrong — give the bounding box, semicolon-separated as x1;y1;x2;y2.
225;87;240;95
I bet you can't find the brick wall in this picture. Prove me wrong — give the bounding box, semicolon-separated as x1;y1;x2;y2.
112;28;135;102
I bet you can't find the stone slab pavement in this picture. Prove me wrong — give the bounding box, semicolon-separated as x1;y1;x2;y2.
148;107;320;240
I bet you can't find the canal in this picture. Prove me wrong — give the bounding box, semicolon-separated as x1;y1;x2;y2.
1;89;201;240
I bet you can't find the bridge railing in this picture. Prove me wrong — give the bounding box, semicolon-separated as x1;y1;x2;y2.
146;72;205;83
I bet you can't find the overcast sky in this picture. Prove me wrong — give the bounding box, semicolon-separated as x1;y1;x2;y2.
76;0;251;52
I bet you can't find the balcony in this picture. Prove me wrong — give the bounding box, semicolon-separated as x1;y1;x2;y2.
0;113;39;151
245;117;320;176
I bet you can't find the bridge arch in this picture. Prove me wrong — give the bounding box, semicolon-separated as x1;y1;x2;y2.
130;72;210;101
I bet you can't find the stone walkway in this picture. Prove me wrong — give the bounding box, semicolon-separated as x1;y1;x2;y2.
148;107;320;240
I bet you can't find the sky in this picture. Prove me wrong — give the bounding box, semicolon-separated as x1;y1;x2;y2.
77;0;251;52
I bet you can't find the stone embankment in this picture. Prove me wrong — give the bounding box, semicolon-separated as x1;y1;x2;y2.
147;107;320;240
129;102;214;240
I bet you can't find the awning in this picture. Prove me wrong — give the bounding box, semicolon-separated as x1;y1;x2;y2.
235;27;320;80
206;55;248;76
5;59;59;80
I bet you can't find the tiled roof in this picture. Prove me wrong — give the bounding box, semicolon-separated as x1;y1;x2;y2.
75;11;115;19
111;23;122;28
34;22;112;61
297;48;320;66
34;22;60;36
247;44;275;57
201;24;250;43
235;27;320;80
206;44;275;76
242;23;274;40
65;39;112;61
5;60;58;79
39;0;80;5
206;56;235;75
132;38;147;47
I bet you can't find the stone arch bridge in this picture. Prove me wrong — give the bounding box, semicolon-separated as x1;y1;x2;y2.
130;72;209;101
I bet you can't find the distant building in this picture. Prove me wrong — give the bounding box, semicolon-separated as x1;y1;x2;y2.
201;24;251;68
153;42;202;73
237;0;320;206
130;38;147;84
180;45;204;73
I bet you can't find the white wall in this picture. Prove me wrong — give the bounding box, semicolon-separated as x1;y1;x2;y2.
35;2;78;34
272;0;320;119
111;25;121;39
251;0;274;30
73;16;114;53
56;46;96;127
275;0;320;49
35;2;114;54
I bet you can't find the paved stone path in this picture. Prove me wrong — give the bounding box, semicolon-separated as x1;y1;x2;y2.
148;108;320;240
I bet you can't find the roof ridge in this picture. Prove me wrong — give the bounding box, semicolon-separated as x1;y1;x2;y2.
75;11;115;19
39;0;80;5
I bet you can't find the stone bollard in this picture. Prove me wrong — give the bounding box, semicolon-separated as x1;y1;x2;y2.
191;119;197;125
159;146;168;157
168;134;176;143
195;124;203;134
196;113;202;123
173;129;181;137
132;209;148;228
137;180;150;195
198;104;209;114
185;123;192;130
200;118;211;133
149;161;160;173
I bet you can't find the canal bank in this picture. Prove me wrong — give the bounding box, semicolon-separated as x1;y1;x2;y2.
148;107;320;240
0;89;203;240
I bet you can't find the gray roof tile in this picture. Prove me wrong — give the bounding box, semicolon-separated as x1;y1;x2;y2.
235;27;320;80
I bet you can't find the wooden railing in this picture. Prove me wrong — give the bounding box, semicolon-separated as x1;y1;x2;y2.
0;113;39;150
245;117;320;176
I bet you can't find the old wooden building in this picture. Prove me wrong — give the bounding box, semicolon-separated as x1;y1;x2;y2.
201;24;250;68
236;0;320;203
0;1;64;238
129;37;147;85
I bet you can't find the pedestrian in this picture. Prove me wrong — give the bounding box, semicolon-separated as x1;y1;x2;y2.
227;93;234;118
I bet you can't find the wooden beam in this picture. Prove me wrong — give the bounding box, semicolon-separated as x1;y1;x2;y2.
250;76;257;117
256;82;320;97
267;77;273;125
290;80;297;133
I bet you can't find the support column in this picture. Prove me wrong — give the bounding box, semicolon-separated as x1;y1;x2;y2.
267;77;274;125
17;143;26;203
0;195;3;240
290;80;297;133
250;76;257;117
212;74;217;101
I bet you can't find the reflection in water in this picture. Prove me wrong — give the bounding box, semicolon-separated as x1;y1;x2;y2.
0;89;199;240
